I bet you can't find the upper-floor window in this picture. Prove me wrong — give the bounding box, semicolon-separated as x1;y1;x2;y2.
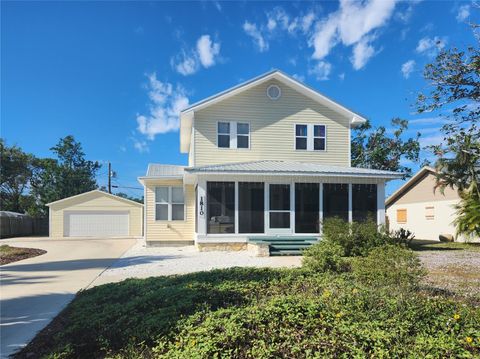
295;124;326;151
217;121;249;149
155;186;185;221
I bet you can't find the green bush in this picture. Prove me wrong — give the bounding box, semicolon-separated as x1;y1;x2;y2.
352;245;426;288
302;240;350;273
20;267;479;359
322;217;393;257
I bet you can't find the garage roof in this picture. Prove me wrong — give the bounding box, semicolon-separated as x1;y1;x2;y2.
46;190;144;207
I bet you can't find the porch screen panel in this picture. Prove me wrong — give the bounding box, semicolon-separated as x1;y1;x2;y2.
269;184;290;228
295;183;319;233
239;182;264;233
352;184;377;222
323;184;348;221
207;182;235;234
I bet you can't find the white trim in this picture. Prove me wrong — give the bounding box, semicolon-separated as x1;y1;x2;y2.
377;182;386;225
319;183;323;234
348;183;353;223
46;189;143;207
180;70;368;153
234;181;239;234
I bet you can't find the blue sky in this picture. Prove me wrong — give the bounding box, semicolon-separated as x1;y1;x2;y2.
1;0;477;198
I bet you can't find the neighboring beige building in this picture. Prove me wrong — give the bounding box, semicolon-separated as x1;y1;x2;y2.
47;190;143;238
139;70;402;251
386;166;477;242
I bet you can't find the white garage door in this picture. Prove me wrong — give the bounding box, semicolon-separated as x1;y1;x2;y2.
64;211;129;237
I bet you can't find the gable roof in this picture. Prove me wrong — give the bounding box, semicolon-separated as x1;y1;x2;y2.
185;160;401;179
385;166;436;207
46;189;143;207
179;69;368;153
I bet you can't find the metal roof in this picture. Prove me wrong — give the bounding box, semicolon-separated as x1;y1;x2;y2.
185;160;402;179
145;164;185;178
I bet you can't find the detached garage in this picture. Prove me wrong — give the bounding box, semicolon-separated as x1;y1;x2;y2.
47;190;143;238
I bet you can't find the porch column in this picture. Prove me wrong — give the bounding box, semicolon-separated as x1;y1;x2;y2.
197;178;207;236
377;182;386;225
234;181;239;234
319;183;323;234
348;183;353;223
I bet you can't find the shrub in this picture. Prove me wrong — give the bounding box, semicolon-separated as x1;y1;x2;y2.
352;245;426;289
322;218;393;257
302;240;349;273
391;228;416;247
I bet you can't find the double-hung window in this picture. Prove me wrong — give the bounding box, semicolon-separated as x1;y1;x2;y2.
217;121;249;149
295;124;326;151
155;186;184;221
295;125;308;150
217;122;230;148
313;125;326;151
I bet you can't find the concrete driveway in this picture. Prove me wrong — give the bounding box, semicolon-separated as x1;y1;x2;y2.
0;236;135;358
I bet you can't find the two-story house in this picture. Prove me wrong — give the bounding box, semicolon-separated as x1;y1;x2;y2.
138;70;402;251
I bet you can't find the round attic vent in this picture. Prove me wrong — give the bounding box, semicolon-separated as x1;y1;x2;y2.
266;84;281;100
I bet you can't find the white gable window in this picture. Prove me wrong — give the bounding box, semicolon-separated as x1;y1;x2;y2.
155;186;184;221
295;124;326;151
313;125;326;151
217;122;230;148
295;124;308;150
217;121;250;149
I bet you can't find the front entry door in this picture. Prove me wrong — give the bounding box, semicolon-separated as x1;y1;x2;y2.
268;183;292;234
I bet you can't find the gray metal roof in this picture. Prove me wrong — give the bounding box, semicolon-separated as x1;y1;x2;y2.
185;160;402;178
146;164;185;177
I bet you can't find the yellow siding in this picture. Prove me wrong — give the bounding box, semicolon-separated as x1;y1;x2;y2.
49;192;143;238
193;79;351;166
145;179;195;242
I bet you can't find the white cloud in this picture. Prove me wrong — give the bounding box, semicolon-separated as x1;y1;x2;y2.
416;36;447;56
310;0;396;70
401;59;415;79
196;35;220;68
243;21;269;52
456;4;470;22
350;36;376;70
172;34;221;76
173;51;199;76
308;61;332;81
136;73;189;139
338;72;345;81
133;139;149;153
301;12;316;33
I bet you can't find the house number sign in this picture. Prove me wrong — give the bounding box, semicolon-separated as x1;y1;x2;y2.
199;196;205;216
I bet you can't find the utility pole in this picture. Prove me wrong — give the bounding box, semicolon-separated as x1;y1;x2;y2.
108;162;112;194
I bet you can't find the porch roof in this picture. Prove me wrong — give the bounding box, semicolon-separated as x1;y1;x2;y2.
184;160;402;179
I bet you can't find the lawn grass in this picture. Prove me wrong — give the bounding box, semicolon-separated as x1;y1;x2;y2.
0;244;46;265
410;239;480;252
16;266;480;359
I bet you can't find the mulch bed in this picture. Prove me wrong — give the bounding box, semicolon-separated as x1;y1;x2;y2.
0;245;47;265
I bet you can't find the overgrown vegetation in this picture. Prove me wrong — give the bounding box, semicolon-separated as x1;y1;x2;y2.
16;221;480;358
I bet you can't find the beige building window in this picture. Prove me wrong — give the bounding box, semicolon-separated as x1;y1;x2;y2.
425;206;434;220
155;186;184;221
397;209;407;223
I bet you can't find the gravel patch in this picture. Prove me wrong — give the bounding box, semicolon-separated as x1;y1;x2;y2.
418;250;480;297
92;239;302;286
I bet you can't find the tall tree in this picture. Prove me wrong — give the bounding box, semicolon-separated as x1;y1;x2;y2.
351;118;421;179
0;139;36;213
30;136;101;216
417;20;480;238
